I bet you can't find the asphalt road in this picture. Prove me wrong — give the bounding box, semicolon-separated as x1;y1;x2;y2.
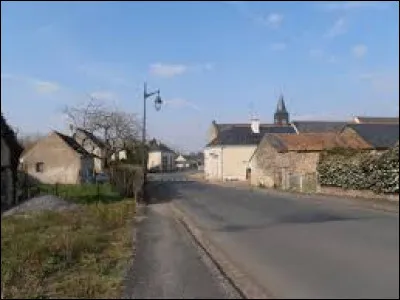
151;174;399;299
123;182;240;299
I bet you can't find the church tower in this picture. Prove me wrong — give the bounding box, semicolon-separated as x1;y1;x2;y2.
274;95;289;125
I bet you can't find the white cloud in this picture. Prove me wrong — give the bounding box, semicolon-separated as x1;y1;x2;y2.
2;73;60;95
325;18;347;38
149;63;188;78
352;44;368;58
164;98;201;111
265;13;283;28
324;1;391;11
270;42;287;51
34;80;60;94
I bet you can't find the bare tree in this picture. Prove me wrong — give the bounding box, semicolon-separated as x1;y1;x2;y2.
62;97;141;165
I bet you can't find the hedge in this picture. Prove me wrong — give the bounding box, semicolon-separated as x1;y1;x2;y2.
109;164;143;198
317;143;399;194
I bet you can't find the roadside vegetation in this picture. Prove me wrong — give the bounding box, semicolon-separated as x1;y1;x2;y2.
1;183;136;299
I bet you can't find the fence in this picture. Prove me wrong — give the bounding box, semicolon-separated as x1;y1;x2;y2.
280;171;319;193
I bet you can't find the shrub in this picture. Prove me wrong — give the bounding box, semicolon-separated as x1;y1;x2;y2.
317;144;399;194
109;164;143;198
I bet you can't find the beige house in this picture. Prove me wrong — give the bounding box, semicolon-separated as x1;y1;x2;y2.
73;128;106;173
20;131;95;184
204;96;296;181
249;131;373;189
1;114;23;210
147;139;176;172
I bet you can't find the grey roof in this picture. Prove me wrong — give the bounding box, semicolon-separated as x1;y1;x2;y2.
75;128;106;148
1;113;23;166
148;139;174;153
344;123;399;149
292;121;347;133
54;132;93;156
207;124;296;146
355;116;399;124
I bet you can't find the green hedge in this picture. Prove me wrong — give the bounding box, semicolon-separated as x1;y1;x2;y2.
317;144;399;194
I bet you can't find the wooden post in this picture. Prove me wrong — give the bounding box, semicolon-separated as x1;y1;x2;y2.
97;182;100;202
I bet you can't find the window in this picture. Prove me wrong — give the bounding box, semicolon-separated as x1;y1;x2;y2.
36;162;44;173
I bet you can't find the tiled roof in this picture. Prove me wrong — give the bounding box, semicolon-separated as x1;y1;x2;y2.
1;114;23;165
354;116;399;124
207;123;296;146
344;123;399;149
291;121;347;133
75;128;106;148
54;131;93;156
265;132;371;152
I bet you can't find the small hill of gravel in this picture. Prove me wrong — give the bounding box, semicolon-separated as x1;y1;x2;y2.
2;195;80;217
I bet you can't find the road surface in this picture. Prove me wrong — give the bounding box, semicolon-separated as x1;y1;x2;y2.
149;172;399;299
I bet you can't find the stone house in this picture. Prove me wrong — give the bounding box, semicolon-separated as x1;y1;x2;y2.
249;131;372;189
73;128;107;174
1;114;23;210
204;96;296;181
20;131;95;184
147;139;176;172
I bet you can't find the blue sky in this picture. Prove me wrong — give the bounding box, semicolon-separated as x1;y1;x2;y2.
1;1;399;152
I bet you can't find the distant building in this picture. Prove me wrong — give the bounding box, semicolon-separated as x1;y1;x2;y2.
1;114;23;210
147;139;176;172
20;131;95;184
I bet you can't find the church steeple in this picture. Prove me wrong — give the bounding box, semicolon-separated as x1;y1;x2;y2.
274;94;289;125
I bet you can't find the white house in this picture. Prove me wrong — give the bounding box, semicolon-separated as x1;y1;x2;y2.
147;139;176;172
204;96;296;181
175;154;189;169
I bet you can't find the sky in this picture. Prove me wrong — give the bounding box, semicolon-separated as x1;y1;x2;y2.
1;1;399;152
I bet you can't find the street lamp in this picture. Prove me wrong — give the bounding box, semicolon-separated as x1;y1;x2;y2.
142;82;162;204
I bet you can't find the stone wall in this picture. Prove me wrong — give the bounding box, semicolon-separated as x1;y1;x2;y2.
252;140;320;188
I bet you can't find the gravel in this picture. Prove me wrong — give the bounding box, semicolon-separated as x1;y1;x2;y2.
2;195;80;217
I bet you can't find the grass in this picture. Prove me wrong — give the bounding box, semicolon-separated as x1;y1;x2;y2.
1;184;136;299
37;183;124;204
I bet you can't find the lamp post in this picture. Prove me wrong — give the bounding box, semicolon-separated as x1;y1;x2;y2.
142;82;162;204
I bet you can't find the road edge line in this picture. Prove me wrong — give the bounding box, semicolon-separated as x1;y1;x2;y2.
170;202;273;299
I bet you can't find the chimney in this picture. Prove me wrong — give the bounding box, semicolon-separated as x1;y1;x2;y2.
251;118;260;134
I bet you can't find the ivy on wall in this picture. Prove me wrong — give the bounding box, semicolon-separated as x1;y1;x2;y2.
317;143;399;194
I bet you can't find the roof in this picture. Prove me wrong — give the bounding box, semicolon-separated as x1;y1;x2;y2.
264;132;371;153
354;116;399;124
54;131;93;156
343;123;399;149
207;123;296;146
291;121;347;133
148;139;174;153
75;128;106;148
1;114;23;164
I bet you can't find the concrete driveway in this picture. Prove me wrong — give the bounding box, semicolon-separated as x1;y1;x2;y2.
156;178;399;299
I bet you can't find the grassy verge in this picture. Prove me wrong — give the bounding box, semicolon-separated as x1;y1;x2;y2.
37;183;123;204
1;185;136;299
